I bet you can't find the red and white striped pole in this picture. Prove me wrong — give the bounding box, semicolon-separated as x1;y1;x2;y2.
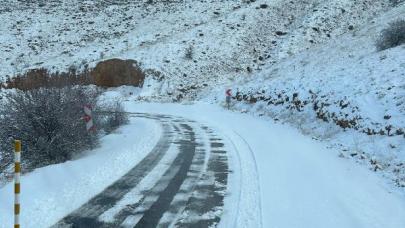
83;105;95;132
14;140;21;228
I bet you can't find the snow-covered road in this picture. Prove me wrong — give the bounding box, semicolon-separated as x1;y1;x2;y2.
1;102;405;228
126;102;405;228
54;113;231;227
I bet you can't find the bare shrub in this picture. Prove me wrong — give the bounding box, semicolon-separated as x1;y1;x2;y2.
376;19;405;51
0;86;102;172
97;100;129;134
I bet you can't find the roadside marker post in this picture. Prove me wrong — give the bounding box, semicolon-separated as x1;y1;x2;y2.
226;89;232;109
14;140;21;228
83;105;95;132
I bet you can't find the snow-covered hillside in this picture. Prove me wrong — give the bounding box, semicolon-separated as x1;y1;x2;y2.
1;0;395;88
1;0;404;197
209;5;405;189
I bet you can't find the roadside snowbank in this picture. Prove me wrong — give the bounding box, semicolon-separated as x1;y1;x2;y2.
0;117;161;228
126;102;405;228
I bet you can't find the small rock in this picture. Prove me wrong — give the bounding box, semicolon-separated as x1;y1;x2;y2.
259;4;268;9
275;31;287;36
374;164;383;171
370;157;377;165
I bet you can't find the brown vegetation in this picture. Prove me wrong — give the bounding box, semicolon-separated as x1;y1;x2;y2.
91;59;144;87
1;59;145;90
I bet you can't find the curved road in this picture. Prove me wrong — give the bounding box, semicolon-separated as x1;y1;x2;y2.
53;113;230;228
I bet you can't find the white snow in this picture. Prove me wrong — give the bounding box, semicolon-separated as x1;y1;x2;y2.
0;99;404;227
0;117;161;228
1;0;405;227
1;0;404;188
125;102;405;228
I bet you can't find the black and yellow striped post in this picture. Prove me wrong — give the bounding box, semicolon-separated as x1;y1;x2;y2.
14;140;21;228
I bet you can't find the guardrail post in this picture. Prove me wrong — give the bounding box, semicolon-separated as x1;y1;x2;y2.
14;140;21;228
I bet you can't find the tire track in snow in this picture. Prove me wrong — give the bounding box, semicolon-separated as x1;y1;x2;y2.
172;126;229;228
128;123;198;227
155;125;209;228
53;114;231;228
221;130;262;228
53;119;174;228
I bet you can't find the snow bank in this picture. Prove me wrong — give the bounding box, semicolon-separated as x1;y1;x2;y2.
0;117;161;228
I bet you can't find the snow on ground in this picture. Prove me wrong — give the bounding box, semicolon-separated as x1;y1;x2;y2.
0;0;404;226
1;0;393;95
0;117;161;228
204;4;405;190
125;102;405;228
0;97;404;227
1;0;403;190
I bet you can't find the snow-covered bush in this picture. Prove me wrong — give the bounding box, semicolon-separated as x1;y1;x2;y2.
97;100;129;134
0;86;128;172
376;19;405;51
